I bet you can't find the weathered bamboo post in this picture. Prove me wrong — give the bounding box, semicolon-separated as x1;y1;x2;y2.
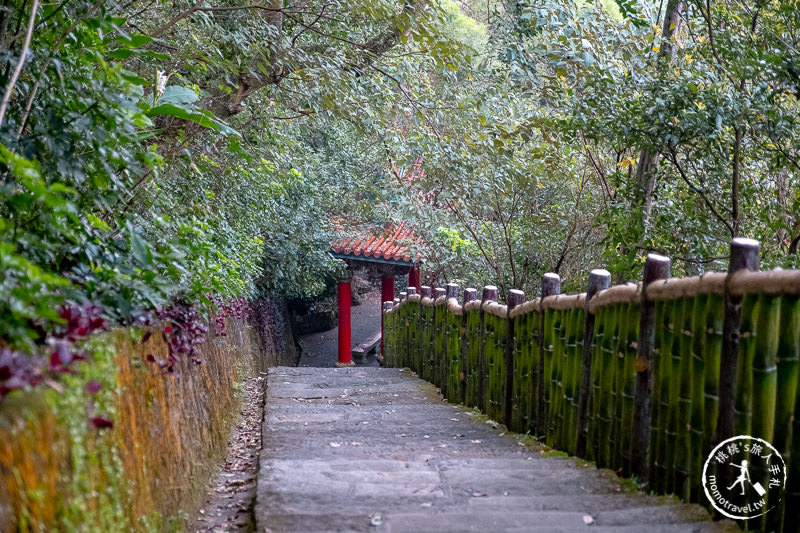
399;291;408;368
576;269;611;457
444;284;459;395
434;287;447;389
714;238;760;445
479;286;499;412
505;289;525;428
419;286;432;380
537;273;561;438
444;283;460;400
462;288;477;405
382;301;393;365
630;254;671;486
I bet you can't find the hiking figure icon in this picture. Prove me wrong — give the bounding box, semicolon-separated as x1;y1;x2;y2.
726;460;767;497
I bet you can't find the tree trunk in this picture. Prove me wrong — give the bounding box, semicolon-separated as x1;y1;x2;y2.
631;0;685;229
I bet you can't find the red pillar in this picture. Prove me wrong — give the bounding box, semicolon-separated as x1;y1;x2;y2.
408;265;421;293
381;274;394;356
337;277;353;366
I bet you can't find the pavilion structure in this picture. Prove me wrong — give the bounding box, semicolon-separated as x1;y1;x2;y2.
330;222;422;366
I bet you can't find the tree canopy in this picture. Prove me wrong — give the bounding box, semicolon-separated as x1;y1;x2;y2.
2;0;800;393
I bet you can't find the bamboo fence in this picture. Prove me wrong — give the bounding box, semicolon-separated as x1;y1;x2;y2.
382;238;800;532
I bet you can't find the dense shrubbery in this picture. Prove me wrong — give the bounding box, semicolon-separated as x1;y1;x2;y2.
4;0;800;398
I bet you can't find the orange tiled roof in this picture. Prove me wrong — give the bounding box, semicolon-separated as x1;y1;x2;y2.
331;223;422;264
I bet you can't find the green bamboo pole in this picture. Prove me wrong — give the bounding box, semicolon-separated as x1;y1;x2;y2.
597;303;619;469
419;287;432;380
664;296;684;495
774;294;799;533
511;307;531;434
497;306;510;425
611;301;630;470
734;293;759;437
384;302;394;366
751;293;781;533
465;304;482;409
530;308;542;435
398;292;408;369
588;303;609;462
631;254;671;488
620;301;640;475
461;288;477;406
577;269;611;458
445;284;462;404
485;311;502;422
537;274;560;438
479;286;499;412
505;290;525;429
651;298;673;494
675;296;694;501
406;289;421;374
544;307;558;447
785;297;800;533
443;284;460;398
445;306;460;401
703;291;724;456
751;293;780;442
434;287;447;389
564;306;583;455
689;292;708;503
716;238;760;445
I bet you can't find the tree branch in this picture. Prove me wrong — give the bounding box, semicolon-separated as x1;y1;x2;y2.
0;0;38;129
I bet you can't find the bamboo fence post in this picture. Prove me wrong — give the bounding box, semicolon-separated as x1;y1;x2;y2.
630;253;671;487
537;273;561;439
588;303;610;462
445;283;460;402
564;307;582;455
399;291;408;368
419;286;432;380
597;303;620;467
577;269;611;457
462;288;478;406
776;295;799;533
479;286;499;412
715;238;760;445
407;287;420;374
612;302;631;470
383;301;393;366
435;287;447;389
505;289;525;428
620;301;639;475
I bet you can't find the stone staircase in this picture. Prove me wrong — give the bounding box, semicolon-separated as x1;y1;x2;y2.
255;367;739;533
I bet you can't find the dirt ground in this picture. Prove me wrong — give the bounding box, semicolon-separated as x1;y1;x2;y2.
187;374;265;533
297;286;383;367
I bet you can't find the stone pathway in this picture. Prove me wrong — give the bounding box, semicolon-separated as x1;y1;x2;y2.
256;367;738;533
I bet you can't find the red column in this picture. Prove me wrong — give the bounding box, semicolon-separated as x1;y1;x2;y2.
381;274;394;356
408;265;421;293
337;277;353;366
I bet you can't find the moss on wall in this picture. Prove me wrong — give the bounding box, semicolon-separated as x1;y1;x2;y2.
0;313;282;532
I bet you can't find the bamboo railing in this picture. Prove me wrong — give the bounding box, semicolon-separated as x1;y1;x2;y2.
383;238;800;532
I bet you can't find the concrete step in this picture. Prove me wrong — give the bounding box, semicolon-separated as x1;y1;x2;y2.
256;367;736;533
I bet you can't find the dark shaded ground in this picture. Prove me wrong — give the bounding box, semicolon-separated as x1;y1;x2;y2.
298;287;382;367
188;375;265;533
